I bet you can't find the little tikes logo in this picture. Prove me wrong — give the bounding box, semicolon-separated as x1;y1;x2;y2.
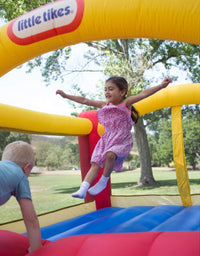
7;0;84;45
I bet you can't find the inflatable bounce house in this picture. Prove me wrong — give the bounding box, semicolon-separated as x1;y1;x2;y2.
0;0;199;255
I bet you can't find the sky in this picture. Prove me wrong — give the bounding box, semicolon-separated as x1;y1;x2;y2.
0;44;104;116
0;13;105;116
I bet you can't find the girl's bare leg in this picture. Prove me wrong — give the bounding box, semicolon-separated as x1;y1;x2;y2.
72;163;100;199
102;151;117;177
88;152;116;196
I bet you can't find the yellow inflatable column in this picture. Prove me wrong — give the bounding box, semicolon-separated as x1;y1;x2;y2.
171;106;192;206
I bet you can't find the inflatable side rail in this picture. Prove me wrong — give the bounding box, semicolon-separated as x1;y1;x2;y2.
134;83;200;116
0;84;199;136
0;104;92;136
0;0;200;77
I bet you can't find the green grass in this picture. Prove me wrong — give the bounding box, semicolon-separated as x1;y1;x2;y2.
0;169;199;224
0;173;84;224
111;169;200;195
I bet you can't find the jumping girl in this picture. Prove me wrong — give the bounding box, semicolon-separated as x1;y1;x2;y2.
56;76;172;198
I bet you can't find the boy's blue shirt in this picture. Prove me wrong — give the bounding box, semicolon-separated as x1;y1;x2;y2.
0;160;31;205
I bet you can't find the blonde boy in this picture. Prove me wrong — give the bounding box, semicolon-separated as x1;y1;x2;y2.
0;141;42;253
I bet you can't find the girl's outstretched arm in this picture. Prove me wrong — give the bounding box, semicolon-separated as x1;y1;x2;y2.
124;78;172;108
56;90;105;108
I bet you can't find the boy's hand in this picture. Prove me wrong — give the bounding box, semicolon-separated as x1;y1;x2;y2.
19;199;42;253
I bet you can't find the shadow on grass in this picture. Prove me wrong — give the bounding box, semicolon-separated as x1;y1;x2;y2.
111;178;200;191
54;179;200;194
54;187;80;194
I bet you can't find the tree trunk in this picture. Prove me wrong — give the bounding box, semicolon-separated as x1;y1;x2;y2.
192;163;196;170
134;117;156;185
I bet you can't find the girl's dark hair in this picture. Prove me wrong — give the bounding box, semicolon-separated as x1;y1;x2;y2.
106;76;128;92
106;76;140;123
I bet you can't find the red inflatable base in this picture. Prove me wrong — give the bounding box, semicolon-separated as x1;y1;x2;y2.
0;230;49;256
0;230;199;256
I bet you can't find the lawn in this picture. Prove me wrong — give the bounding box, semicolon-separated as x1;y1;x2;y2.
0;169;199;224
111;168;200;195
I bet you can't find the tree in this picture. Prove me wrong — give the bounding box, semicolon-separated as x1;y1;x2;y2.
60;143;79;167
35;141;51;166
149;118;173;167
45;145;63;170
148;105;200;170
182;105;200;170
33;135;80;169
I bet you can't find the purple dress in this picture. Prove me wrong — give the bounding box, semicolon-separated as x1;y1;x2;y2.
91;102;134;171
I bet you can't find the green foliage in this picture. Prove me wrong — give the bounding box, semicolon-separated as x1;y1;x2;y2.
130;154;140;169
45;145;63;170
148;119;173;166
182;105;200;169
149;40;200;82
34;140;51;166
33;135;79;170
155;119;173;166
26;48;72;85
0;131;10;158
148;106;200;169
0;0;51;21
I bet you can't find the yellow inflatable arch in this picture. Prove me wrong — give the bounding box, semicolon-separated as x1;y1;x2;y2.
0;0;200;77
0;0;200;206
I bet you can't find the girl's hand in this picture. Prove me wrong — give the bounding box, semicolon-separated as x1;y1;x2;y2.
56;90;65;97
161;78;172;88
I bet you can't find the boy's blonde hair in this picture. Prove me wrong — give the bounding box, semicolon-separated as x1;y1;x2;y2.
2;141;35;168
